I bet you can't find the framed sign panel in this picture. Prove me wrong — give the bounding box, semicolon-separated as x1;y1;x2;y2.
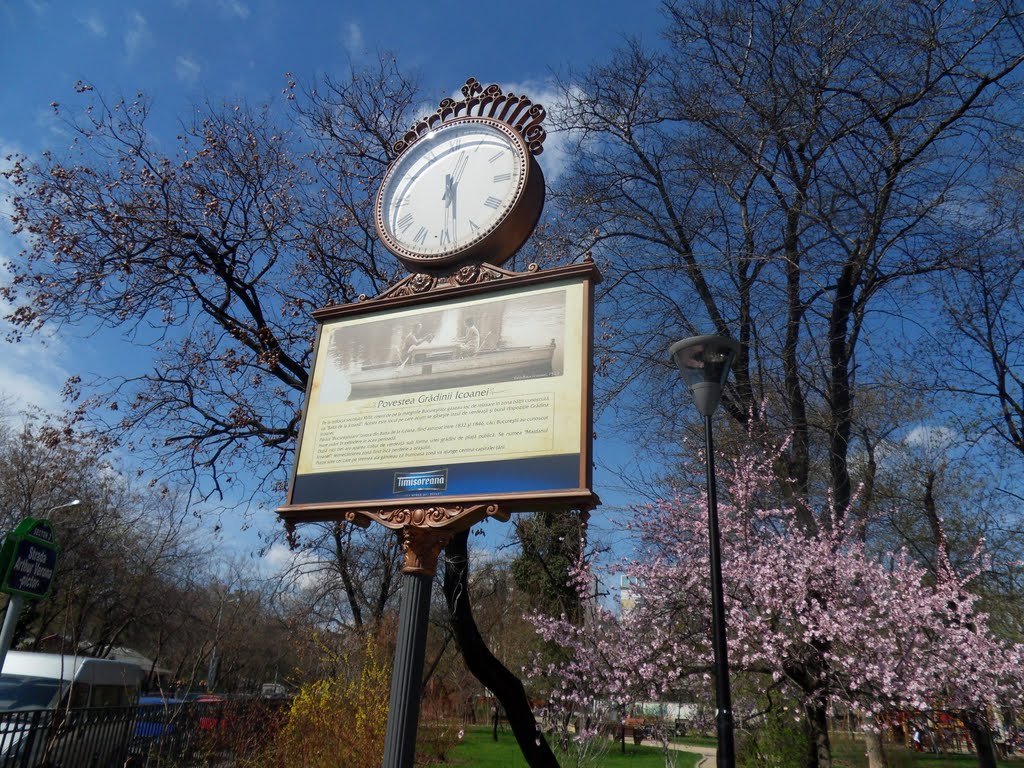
278;263;598;522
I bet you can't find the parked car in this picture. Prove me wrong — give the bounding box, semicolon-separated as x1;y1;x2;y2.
0;651;142;767
260;682;288;699
128;695;188;765
134;695;185;738
194;694;227;731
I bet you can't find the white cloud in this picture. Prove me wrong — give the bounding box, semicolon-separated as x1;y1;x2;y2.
343;21;364;57
0;261;70;414
77;12;106;37
172;0;249;17
903;424;957;453
0;267;70;415
261;543;322;590
493;79;580;185
852;423;962;479
0;140;72;414
218;0;250;19
124;11;148;58
0;184;14;228
175;54;201;86
0;138;28;250
0;357;66;413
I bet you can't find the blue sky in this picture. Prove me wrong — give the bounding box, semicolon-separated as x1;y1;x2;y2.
0;0;664;561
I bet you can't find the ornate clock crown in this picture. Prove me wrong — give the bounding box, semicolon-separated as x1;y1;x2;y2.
392;77;548;158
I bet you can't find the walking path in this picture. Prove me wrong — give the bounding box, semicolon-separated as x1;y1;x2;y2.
666;740;717;767
606;734;716;766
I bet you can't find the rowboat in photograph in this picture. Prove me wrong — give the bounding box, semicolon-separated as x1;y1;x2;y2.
347;340;557;399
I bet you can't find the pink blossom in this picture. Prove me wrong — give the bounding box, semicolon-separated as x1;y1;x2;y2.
529;440;1024;729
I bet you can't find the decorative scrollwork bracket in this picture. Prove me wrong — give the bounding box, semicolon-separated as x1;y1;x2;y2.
392;77;548;158
362;262;540;303
344;503;510;574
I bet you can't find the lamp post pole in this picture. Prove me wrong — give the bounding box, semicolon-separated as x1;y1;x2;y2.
669;335;739;768
703;413;735;768
0;595;23;673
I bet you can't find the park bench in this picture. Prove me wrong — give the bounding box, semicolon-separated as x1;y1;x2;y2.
623;717;646;744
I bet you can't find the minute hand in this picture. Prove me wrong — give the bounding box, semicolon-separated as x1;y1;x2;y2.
452;152;469;183
450;153;470;234
445;175;458;229
441;174;456;245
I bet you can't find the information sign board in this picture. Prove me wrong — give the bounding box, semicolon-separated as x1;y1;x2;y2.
0;518;60;600
278;262;598;520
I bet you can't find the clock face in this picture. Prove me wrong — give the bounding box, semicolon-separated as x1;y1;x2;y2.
376;117;533;265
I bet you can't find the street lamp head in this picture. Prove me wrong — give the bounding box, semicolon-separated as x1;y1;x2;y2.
669;335;740;417
47;499;81;515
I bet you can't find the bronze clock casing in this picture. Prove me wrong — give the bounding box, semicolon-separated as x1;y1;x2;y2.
374;116;546;273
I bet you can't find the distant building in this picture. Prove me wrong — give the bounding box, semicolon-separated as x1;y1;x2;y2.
619;575;637;616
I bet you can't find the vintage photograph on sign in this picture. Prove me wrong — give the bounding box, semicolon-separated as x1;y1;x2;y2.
286;274;592;510
318;288;565;402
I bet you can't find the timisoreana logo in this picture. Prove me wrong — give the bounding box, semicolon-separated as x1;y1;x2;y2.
393;470;448;494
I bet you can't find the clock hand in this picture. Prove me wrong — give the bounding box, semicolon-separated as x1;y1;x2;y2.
446;153;469;237
452;152;469;183
451;180;458;228
441;175;455;244
442;174;454;206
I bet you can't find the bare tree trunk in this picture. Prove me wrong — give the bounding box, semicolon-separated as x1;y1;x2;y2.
805;699;833;768
443;530;558;768
964;711;999;768
865;731;889;768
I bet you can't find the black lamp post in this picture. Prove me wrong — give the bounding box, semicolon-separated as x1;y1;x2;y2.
669;334;739;768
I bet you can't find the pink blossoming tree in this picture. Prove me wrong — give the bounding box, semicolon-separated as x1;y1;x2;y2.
531;444;1024;768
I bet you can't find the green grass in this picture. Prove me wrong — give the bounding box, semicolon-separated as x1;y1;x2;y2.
429;727;702;767
430;728;1024;767
673;735;718;748
831;734;1023;767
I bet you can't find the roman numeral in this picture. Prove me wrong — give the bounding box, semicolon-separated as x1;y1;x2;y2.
414;227;428;245
439;229;452;246
484;196;502;209
493;173;511;183
397;213;414;232
468;220;480;232
488;151;504;163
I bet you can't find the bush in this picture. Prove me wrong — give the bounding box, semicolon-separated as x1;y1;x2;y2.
416;695;464;764
244;640;390;768
737;709;809;768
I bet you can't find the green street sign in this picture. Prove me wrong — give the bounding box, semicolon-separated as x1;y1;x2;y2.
0;518;60;601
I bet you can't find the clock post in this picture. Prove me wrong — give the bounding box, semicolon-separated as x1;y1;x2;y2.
277;78;599;768
381;528;451;768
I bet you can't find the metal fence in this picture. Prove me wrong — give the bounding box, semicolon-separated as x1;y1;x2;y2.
0;698;287;768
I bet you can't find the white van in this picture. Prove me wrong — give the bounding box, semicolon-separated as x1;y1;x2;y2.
0;651;142;767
